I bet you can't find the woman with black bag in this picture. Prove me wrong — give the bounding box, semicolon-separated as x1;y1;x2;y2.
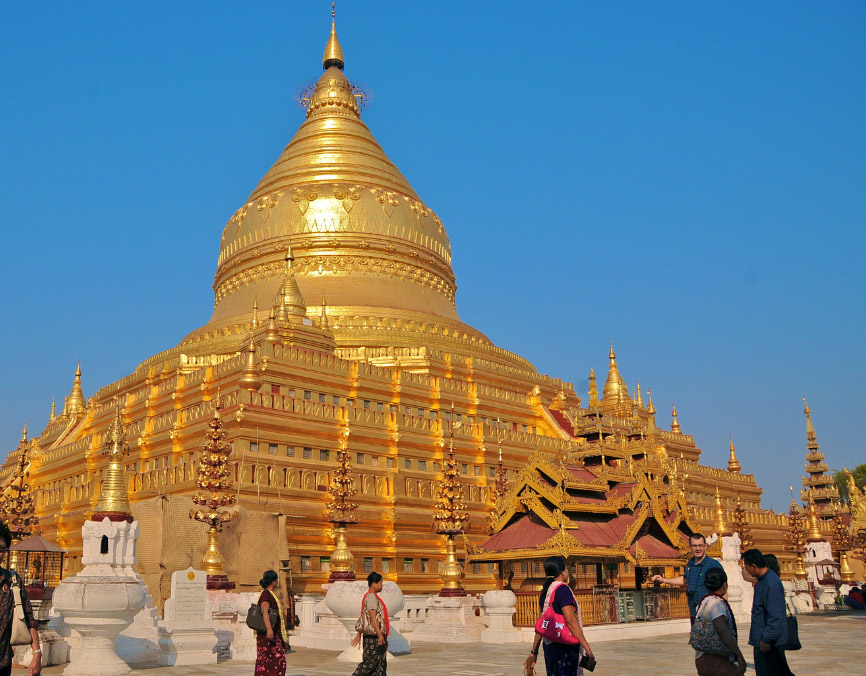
690;568;746;676
254;570;287;676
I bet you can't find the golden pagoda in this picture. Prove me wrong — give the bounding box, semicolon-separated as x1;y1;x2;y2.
1;9;806;602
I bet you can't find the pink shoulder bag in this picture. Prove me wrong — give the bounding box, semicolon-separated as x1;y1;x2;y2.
534;581;580;645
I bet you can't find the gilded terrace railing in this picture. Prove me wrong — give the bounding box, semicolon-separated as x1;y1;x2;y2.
513;587;690;627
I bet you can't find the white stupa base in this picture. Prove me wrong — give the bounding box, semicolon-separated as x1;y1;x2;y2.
412;596;484;643
481;590;522;644
157;627;218;666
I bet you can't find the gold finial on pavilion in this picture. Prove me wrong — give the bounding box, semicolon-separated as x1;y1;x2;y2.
323;2;345;71
251;298;259;331
602;342;631;407
670;403;681;433
727;435;741;473
805;487;824;541
713;486;730;536
49;398;56;423
587;368;599;407
646;387;656;415
66;360;87;416
19;423;27;446
93;407;132;521
239;333;262;392
635;381;644;408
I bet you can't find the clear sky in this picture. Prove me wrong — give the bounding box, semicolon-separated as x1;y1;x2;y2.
1;2;863;512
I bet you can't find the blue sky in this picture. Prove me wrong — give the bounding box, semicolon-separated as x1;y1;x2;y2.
1;2;863;512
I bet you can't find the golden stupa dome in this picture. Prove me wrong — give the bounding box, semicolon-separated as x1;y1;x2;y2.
171;10;534;374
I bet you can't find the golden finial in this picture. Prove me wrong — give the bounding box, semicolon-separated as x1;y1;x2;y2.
93;406;132;519
323;1;345;71
279;246;307;318
602;341;631;406
727;435;741;473
635;381;644;408
321;296;330;332
265;306;280;346
65;360;87;416
275;282;289;323
49;398;56;422
587;368;599;407
251;298;259;331
803;396;818;445
805;487;824;541
713;486;730;535
239;334;263;393
670;403;681;433
646;387;656;415
19;423;27;445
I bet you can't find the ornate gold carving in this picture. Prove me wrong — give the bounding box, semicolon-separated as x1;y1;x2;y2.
214;254;456;307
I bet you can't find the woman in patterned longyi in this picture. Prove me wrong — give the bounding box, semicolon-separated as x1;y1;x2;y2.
254;569;287;676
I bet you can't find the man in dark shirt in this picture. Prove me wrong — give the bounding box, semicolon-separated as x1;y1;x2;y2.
742;548;793;676
652;533;723;622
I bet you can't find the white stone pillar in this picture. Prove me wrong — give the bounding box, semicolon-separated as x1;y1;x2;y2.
480;589;522;643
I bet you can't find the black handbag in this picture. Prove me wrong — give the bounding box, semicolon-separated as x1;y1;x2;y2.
781;615;801;651
246;603;280;633
579;654;597;672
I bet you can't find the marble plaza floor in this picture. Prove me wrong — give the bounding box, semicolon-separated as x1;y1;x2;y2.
37;612;865;676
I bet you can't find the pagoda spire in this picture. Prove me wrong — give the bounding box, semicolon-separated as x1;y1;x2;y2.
323;2;345;71
635;381;644;408
670;403;681;433
602;342;631;408
251;298;259;331
800;397;838;508
265;307;280;346
92;407;132;521
239;332;262;393
727;435;741;473
713;486;731;536
320;297;330;332
280;246;307;319
646;387;656;415
587;368;599;407
66;360;87;416
49;398;56;423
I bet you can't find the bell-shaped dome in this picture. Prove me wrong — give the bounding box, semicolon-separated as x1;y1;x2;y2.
172;11;534;374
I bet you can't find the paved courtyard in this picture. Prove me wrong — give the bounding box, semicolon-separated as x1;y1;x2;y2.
37;612;864;676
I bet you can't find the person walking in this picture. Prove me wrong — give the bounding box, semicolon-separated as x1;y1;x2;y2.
691;568;746;676
525;556;594;676
652;533;723;623
254;569;287;676
350;572;389;676
742;549;794;676
0;521;41;676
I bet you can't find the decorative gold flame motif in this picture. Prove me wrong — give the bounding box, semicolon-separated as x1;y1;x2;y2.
785;500;808;579
0;426;39;541
325;417;358;523
731;495;752;551
433;426;469;535
190;397;237;574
